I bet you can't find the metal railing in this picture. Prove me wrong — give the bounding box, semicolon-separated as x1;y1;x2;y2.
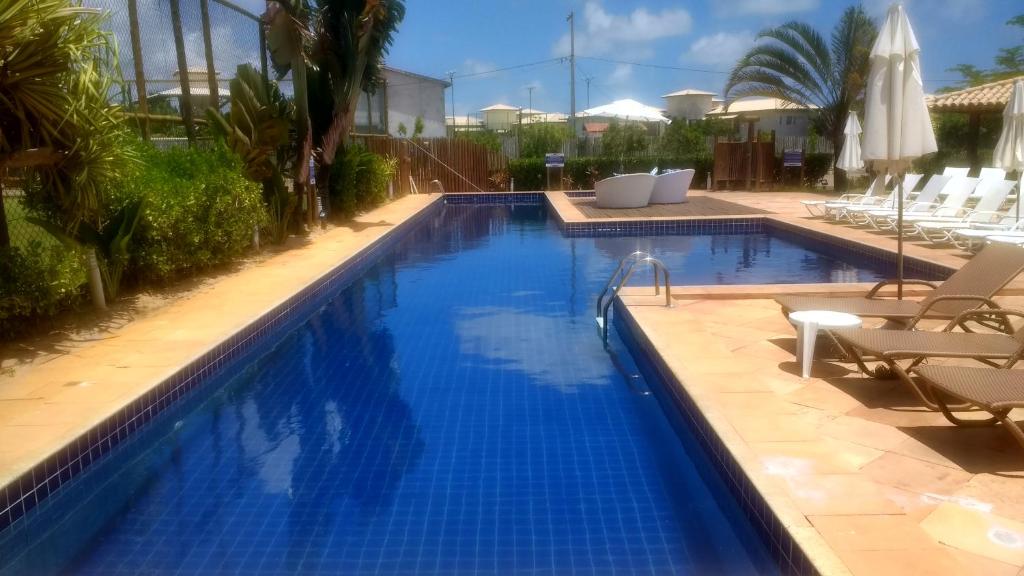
595;251;672;342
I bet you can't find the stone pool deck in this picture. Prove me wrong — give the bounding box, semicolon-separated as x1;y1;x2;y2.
620;290;1024;576
3;188;1024;575
604;189;1024;575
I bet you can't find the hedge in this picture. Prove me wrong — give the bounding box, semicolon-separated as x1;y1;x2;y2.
508;156;713;191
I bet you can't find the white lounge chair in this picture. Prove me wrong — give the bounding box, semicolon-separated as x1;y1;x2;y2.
915;179;1017;242
858;174;950;228
839;173;921;223
950;205;1022;251
874;176;978;231
944;166;970;178
801;175;889;217
979;167;1008;182
594;174;656;208
649;169;694;204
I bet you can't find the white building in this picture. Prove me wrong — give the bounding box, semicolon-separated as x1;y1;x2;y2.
354;66;450;138
705;97;817;139
479;104;520;132
661;89;716;122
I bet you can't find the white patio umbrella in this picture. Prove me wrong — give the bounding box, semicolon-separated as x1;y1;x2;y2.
992;79;1024;222
861;3;937;298
835;112;865;174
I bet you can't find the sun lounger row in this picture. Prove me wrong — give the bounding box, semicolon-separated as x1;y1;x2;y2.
775;243;1024;451
803;169;1023;253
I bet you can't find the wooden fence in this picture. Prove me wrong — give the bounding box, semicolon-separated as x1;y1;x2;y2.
355;135;507;193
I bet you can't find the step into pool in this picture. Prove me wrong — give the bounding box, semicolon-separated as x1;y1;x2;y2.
0;197;939;575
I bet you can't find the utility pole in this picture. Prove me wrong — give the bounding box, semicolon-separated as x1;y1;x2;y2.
585;76;594;109
527;85;534;123
447;70;456;135
567;11;576;155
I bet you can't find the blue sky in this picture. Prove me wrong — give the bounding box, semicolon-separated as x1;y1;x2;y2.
380;0;1023;117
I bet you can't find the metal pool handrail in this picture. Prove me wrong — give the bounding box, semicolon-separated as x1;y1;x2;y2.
596;252;672;342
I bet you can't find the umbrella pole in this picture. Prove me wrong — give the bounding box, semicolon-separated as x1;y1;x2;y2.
896;171;904;300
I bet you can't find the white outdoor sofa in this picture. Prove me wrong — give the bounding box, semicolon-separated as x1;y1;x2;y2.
595;174;656;208
649;169;695;204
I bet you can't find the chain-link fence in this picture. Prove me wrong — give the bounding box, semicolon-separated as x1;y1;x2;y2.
1;170;56;250
86;0;268;146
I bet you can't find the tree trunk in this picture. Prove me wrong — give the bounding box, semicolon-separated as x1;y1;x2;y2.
86;248;106;310
0;180;10;249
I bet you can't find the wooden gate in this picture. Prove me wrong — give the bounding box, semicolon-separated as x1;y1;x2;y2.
712;141;776;191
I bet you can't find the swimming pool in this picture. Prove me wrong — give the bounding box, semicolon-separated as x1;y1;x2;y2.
0;197;935;575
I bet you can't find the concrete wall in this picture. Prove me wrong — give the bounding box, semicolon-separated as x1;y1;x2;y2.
482;109;518;132
758;110;813;139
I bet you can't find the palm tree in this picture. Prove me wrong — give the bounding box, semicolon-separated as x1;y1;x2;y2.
0;0;133;307
724;5;877;190
264;0;314;225
310;0;405;190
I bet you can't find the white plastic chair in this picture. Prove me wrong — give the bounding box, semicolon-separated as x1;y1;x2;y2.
649;169;695;204
594;174;656;208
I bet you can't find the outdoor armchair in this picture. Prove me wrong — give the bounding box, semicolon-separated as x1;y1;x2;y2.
594;174;656;209
649;169;694;204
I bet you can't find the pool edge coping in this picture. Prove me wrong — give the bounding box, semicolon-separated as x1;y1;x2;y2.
613;299;850;576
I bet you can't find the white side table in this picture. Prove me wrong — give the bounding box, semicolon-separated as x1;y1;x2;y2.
787;310;862;378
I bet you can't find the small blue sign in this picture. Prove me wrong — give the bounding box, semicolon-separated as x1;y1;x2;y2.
545;153;565;168
783;149;803;167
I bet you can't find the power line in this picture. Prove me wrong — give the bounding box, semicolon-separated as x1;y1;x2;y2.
578;56;729;75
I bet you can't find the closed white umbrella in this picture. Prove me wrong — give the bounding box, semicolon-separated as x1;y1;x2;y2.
836;112;864;173
862;3;937;298
993;79;1024;221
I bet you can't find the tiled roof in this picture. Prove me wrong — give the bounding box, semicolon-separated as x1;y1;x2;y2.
927;76;1023;113
707;97;817;115
662;88;716;98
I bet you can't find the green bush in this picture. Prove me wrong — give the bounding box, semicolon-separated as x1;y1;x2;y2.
803;153;833;187
329;146;397;219
520;124;571;158
110;144;267;284
0;242;84;336
508;155;713;191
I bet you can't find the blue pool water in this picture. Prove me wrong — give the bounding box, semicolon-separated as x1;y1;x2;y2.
1;201;916;575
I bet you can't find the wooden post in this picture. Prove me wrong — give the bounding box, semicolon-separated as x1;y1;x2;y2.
0;178;9;249
746;119;755;191
258;25;269;82
199;0;219;110
967;112;981;174
127;0;150;140
169;0;197;145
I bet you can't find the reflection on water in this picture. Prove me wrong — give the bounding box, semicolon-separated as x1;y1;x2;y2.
456;306;609;393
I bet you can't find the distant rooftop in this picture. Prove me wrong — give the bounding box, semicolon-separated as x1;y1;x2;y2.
927;75;1023;114
661;89;716;98
480;104;519;112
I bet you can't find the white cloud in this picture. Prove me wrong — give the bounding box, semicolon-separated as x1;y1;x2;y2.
552;1;693;59
607;63;633;85
713;0;818;16
462;59;497;77
683;31;755;68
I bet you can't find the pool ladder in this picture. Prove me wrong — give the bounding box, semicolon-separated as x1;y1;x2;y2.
596;251;672;343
